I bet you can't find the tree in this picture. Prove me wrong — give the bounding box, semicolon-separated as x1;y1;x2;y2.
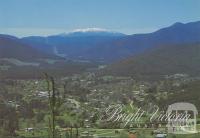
45;74;62;138
0;99;19;137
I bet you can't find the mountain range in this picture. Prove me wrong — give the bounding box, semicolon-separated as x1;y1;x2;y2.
0;21;200;78
21;21;200;62
22;29;126;62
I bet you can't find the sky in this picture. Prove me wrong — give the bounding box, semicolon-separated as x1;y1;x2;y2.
0;0;200;37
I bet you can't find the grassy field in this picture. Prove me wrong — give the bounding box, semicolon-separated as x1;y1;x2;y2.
16;127;200;138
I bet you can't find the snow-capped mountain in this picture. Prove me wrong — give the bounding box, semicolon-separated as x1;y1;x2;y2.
21;21;200;62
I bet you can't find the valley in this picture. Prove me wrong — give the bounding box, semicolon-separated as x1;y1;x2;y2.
0;20;200;138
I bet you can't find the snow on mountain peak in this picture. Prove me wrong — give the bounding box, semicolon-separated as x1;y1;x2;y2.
59;28;125;37
72;28;108;33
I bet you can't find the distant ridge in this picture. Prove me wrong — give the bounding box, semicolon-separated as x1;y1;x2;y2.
103;42;200;79
0;34;59;61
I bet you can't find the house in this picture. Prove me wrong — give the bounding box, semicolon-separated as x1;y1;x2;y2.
25;128;34;132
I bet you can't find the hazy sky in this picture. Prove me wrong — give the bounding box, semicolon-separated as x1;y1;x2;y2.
0;0;200;37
